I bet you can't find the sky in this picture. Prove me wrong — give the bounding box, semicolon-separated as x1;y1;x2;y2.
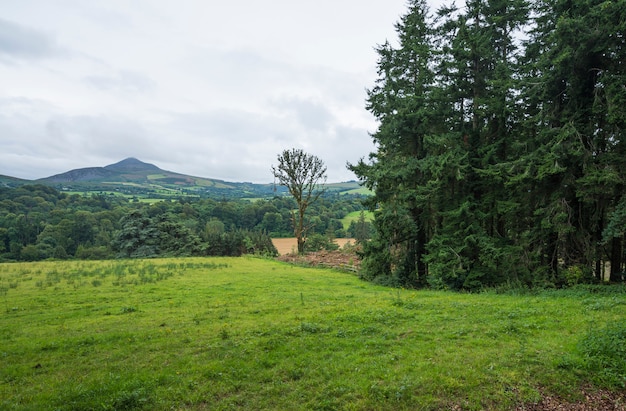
1;0;431;183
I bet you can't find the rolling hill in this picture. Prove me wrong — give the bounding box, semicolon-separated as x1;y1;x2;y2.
0;157;365;199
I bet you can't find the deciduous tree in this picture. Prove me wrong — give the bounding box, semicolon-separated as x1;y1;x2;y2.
272;149;327;253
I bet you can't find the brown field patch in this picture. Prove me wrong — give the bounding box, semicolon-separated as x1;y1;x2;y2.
271;238;355;255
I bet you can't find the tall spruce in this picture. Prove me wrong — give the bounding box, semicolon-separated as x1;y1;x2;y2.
353;0;625;288
350;0;435;286
424;0;529;289
521;0;626;282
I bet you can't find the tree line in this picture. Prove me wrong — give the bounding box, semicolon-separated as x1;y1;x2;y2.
351;0;626;289
0;185;368;261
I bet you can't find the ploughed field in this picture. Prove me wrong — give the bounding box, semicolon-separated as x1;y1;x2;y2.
1;258;625;410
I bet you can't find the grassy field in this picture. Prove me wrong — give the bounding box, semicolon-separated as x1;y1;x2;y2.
1;258;625;410
341;211;374;230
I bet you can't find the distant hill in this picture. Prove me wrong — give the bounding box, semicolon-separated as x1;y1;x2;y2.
0;174;30;188
38;157;233;187
42;167;118;183
1;157;366;199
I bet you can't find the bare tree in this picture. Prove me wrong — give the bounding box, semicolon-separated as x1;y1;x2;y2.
272;149;327;254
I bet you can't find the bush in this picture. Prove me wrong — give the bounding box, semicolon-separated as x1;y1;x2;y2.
20;244;42;261
564;265;595;286
244;230;278;257
304;234;339;252
204;230;277;257
75;245;112;260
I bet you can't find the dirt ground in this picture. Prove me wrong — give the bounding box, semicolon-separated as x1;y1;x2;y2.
277;249;361;271
273;238;361;272
513;387;625;410
271;238;356;256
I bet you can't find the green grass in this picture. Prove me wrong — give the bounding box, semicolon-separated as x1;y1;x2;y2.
1;258;625;410
341;187;372;195
341;210;374;229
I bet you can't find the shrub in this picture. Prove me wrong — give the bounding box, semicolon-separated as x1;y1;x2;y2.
20;244;42;261
304;234;339;252
76;245;113;260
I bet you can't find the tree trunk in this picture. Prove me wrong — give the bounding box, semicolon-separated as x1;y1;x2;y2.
609;236;623;282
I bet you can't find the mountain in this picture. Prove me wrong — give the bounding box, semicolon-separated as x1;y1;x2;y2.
42;166;118;183
33;157;257;197
42;157;176;183
2;157;365;199
105;157;160;173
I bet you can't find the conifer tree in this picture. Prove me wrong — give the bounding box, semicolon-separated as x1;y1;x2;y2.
353;0;626;288
350;0;435;286
519;0;626;282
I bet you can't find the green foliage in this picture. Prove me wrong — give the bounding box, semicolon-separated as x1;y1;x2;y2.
304;234;339;252
19;244;42;262
564;265;595;287
272;148;328;254
346;210;373;243
578;322;626;388
204;229;277;257
0;185;362;261
352;0;626;289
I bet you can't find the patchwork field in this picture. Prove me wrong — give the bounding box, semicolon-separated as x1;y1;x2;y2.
0;258;625;410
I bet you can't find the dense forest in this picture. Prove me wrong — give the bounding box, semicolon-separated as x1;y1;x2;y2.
0;185;368;261
351;0;626;289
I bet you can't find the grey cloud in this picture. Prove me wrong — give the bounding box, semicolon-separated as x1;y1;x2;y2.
169;109;272;142
160;105;370;182
43;114;153;158
271;96;334;132
309;125;371;182
0;94;368;182
183;46;368;121
0;0;400;184
0;18;65;61
160;109;287;179
185;47;291;93
0;96;157;178
84;70;157;94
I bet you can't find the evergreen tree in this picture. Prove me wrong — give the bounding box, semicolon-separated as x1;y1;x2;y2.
426;0;530;289
519;0;626;282
352;0;625;288
350;0;436;286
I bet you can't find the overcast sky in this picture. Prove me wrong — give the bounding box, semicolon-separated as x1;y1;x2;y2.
1;0;434;183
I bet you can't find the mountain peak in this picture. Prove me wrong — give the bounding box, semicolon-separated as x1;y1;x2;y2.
104;157;160;172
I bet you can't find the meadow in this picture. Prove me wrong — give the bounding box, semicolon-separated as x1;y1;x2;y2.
1;257;625;410
340;211;374;230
